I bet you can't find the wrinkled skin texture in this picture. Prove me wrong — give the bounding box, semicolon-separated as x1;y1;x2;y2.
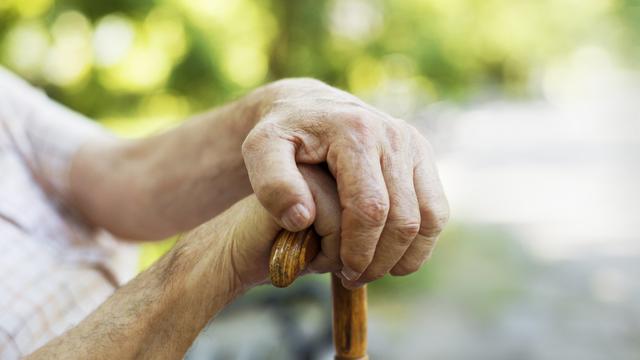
225;165;341;287
243;79;450;287
70;78;448;289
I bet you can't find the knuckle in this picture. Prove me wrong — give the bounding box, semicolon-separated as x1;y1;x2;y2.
342;111;375;140
241;134;260;156
420;207;450;237
392;239;435;276
242;125;274;156
392;260;422;276
422;236;437;251
390;218;421;244
342;251;374;273
413;235;438;260
420;220;443;239
384;123;403;151
352;197;389;226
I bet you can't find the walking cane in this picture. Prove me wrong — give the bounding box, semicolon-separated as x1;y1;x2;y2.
270;228;368;360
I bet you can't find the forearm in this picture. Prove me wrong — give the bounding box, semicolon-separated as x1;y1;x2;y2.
27;168;342;359
27;209;246;359
70;85;275;240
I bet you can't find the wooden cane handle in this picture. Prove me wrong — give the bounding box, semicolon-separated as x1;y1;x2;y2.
269;228;368;360
269;228;320;288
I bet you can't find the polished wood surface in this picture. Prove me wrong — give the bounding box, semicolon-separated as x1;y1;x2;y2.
269;229;368;359
269;228;319;287
332;274;368;360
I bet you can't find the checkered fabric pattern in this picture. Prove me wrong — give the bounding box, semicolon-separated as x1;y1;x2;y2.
0;68;138;358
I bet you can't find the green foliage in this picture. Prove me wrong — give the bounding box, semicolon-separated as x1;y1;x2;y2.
1;0;636;127
617;0;640;62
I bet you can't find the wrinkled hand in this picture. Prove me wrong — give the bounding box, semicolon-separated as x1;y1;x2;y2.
242;78;449;287
222;166;340;288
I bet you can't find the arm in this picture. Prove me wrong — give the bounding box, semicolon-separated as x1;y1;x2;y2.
73;78;449;286
0;67;270;241
27;166;340;360
69;85;274;240
27;196;262;360
12;67;447;285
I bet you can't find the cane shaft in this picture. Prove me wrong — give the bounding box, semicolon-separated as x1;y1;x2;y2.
332;274;368;360
269;229;368;359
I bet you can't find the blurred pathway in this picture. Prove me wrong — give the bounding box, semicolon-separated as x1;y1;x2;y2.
422;47;640;260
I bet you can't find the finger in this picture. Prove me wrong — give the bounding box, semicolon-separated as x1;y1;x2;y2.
298;165;342;274
242;122;316;232
358;144;420;283
391;144;449;276
329;143;389;283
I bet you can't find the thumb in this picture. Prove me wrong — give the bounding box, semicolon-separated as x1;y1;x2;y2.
242;123;316;231
217;195;282;288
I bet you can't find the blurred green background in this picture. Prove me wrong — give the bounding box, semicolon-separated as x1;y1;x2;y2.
2;1;639;358
1;0;638;126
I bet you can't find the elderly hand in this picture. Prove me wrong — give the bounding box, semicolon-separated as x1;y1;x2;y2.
70;76;447;288
224;165;341;288
242;78;449;287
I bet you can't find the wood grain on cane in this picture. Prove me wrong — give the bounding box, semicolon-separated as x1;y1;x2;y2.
332;274;368;360
269;228;369;360
269;228;319;288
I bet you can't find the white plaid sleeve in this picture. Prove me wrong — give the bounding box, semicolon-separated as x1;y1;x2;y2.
0;67;112;200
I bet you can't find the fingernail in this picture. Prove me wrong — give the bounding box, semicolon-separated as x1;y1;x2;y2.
281;203;310;230
341;267;360;281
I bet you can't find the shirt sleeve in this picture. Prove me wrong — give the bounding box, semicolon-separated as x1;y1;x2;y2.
0;327;21;360
0;67;112;199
